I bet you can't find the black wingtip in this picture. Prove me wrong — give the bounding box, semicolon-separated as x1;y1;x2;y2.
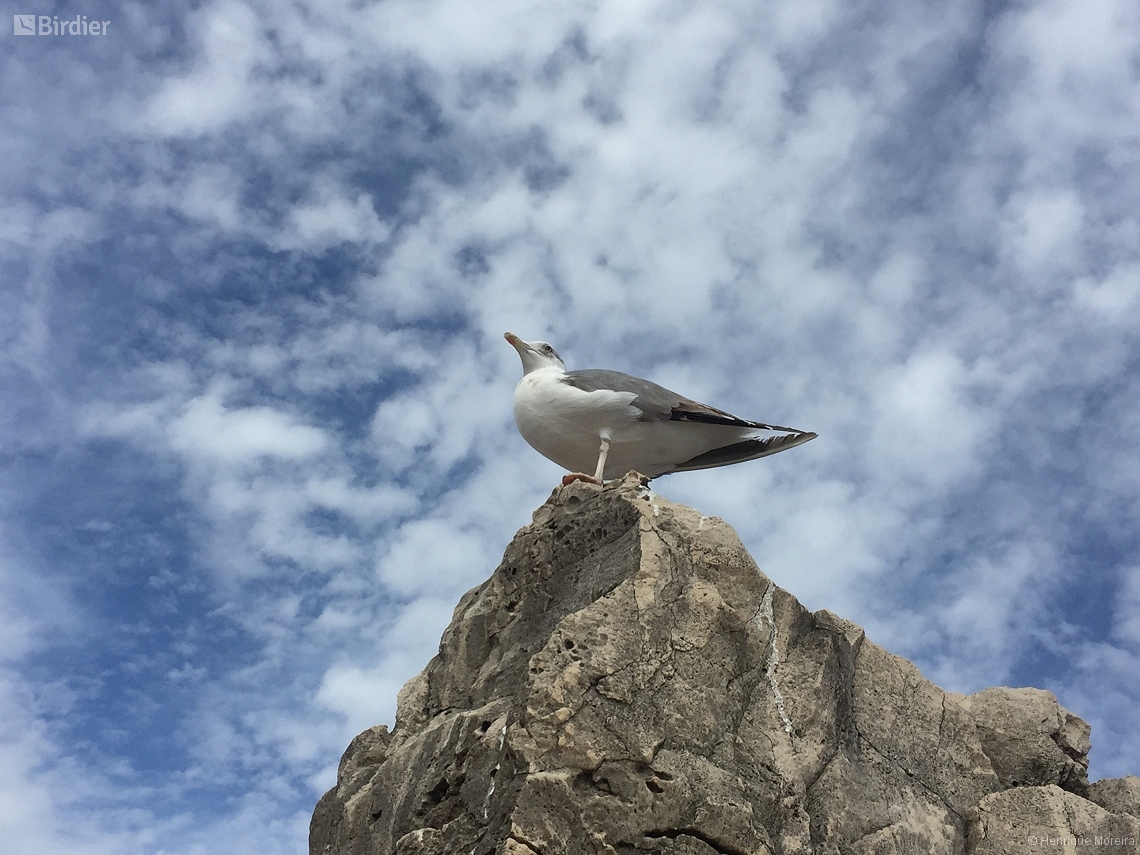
668;430;817;474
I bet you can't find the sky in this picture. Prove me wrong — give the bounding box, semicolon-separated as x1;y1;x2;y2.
1;0;1139;852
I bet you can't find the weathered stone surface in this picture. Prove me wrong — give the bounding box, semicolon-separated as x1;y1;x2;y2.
958;688;1091;796
311;725;393;855
311;474;1138;855
1089;776;1140;819
966;785;1140;854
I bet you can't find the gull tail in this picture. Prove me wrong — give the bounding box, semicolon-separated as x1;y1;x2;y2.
666;431;818;476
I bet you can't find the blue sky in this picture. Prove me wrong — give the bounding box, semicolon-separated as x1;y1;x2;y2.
2;0;1139;851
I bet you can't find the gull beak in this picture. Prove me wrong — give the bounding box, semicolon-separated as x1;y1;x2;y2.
504;332;530;353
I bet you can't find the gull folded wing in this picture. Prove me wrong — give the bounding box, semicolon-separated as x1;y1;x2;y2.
669;431;818;474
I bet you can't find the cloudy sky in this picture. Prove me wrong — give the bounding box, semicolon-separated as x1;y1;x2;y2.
2;0;1139;851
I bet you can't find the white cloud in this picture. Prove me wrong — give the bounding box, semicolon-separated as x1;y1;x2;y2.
1011;0;1139;92
165;165;245;233
377;517;495;598
275;187;391;252
868;348;994;492
140;1;273;136
1073;264;1140;321
1114;566;1140;646
0;612;145;855
169;392;330;464
316;595;459;735
1004;188;1084;274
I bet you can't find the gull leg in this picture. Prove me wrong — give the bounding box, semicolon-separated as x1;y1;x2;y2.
561;471;602;486
559;437;610;487
593;437;610;482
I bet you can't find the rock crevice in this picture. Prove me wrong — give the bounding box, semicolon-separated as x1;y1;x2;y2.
311;474;1139;855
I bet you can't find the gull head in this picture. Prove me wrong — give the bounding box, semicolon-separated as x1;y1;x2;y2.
504;332;567;375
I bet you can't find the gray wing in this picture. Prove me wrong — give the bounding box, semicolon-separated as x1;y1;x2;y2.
564;369;807;433
564;369;682;420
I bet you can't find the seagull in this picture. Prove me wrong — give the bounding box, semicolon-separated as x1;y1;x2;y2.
505;332;816;485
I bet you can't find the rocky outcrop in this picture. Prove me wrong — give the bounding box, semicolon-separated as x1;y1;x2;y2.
1089;776;1140;819
967;786;1138;855
310;474;1140;855
956;687;1091;796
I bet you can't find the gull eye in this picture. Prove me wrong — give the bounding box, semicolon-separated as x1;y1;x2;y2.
543;345;553;354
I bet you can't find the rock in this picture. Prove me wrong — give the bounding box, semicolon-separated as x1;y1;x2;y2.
310;474;1139;855
310;725;392;855
958;688;1091;796
1089;776;1140;819
966;785;1140;854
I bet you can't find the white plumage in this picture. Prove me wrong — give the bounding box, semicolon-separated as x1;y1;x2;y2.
505;332;816;483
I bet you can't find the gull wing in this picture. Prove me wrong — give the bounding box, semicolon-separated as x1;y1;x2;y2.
564;369;808;433
668;431;818;475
